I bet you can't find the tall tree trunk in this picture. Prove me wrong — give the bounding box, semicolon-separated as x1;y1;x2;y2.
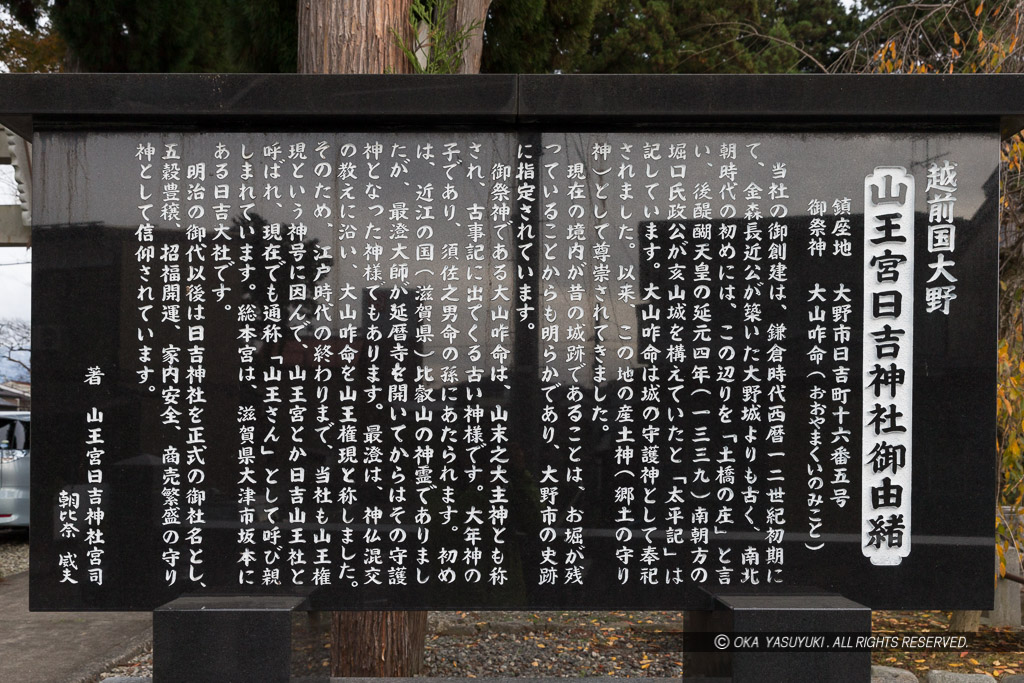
331;611;429;677
949;610;982;632
297;0;415;74
297;1;427;676
443;0;492;74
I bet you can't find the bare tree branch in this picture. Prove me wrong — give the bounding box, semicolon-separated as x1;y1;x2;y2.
830;1;1024;74
0;317;30;377
684;21;831;73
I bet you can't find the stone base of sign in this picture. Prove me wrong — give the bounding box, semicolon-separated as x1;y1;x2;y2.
153;595;305;683
683;593;870;683
983;547;1022;628
871;664;918;682
925;671;998;683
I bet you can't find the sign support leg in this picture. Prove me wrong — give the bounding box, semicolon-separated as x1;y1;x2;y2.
153;596;305;683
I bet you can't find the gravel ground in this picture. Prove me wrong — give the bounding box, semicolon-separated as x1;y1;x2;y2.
0;529;29;579
421;611;685;677
101;610;686;679
99;647;153;680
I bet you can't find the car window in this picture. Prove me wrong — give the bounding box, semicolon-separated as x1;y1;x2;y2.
0;417;29;450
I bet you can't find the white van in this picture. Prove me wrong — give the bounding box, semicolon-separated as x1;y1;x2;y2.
0;411;29;529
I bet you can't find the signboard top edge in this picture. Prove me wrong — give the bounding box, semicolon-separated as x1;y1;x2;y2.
0;73;1020;140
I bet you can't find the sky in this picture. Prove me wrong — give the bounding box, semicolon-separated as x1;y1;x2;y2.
0;244;30;321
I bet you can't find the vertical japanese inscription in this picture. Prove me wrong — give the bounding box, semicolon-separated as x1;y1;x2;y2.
36;131;996;610
924;161;959;314
862;167;914;566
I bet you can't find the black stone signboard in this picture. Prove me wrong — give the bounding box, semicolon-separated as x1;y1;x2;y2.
30;126;996;612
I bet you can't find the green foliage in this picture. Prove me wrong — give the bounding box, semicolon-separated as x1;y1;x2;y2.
773;0;863;69
482;0;859;73
226;0;297;73
583;0;864;73
574;0;771;73
394;0;483;74
0;0;296;72
52;0;225;71
6;0;861;75
482;0;600;73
